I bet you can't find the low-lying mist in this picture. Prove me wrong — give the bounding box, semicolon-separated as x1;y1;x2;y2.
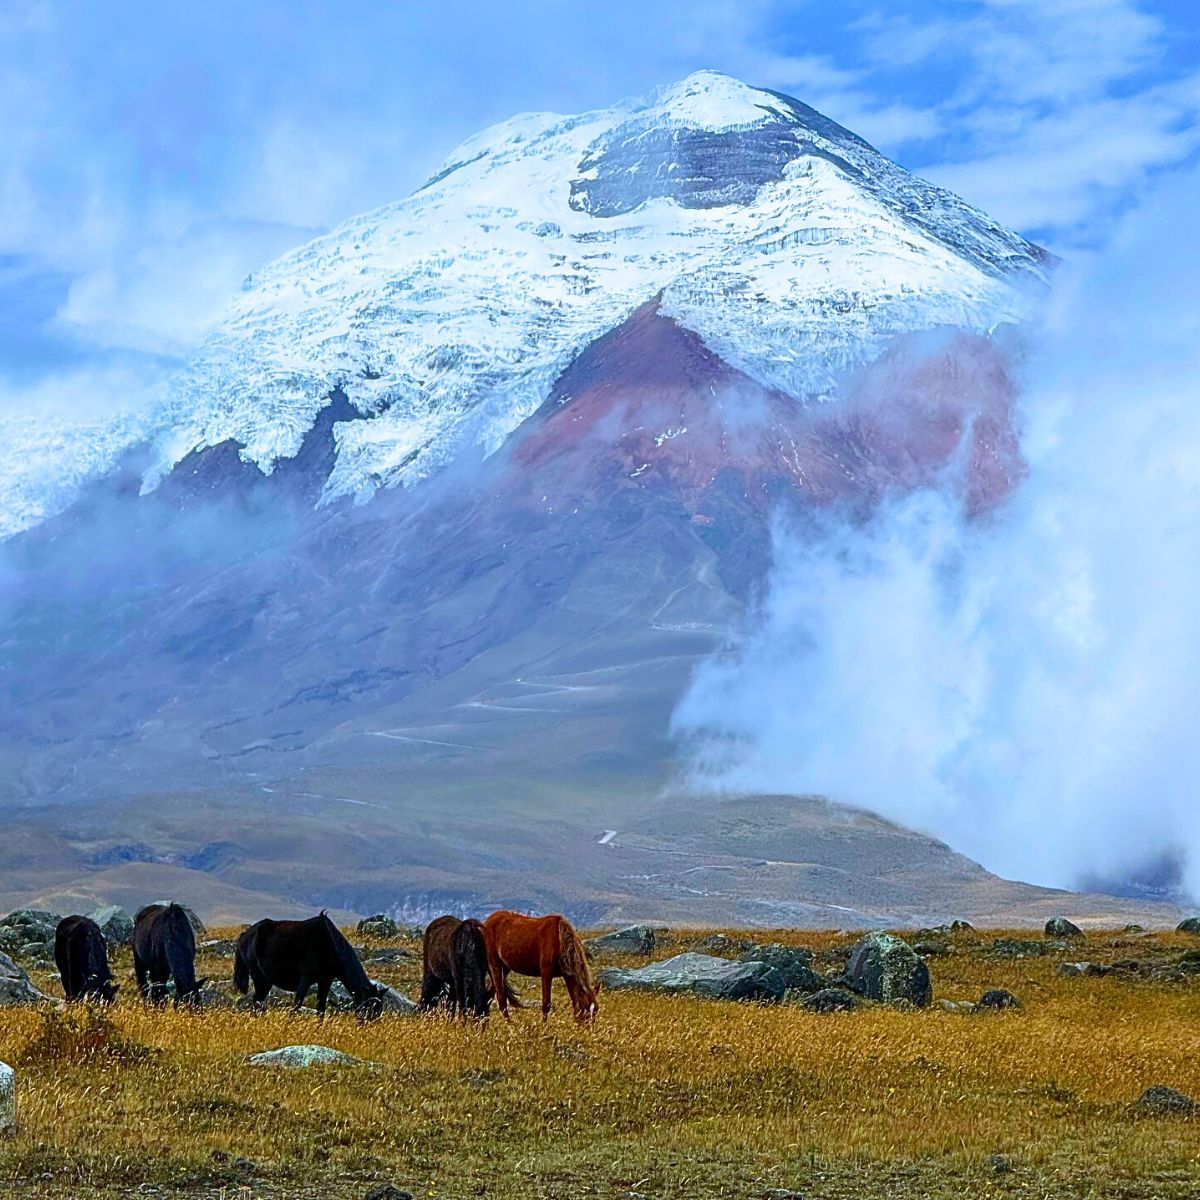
673;165;1200;900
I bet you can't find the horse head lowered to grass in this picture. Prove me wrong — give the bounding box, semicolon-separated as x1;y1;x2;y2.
482;910;599;1023
233;911;387;1018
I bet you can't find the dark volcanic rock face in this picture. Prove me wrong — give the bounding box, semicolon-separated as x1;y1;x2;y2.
570;121;862;217
517;299;1023;517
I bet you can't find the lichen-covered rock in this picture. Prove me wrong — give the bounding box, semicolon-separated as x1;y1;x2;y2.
200;938;239;957
977;988;1021;1010
991;937;1062;958
1057;962;1111;978
937;999;977;1014
330;979;417;1014
88;905;134;947
585;925;661;956
913;940;951;957
802;987;861;1013
248;1044;368;1068
1134;1085;1198;1116
357;914;399;939
843;932;932;1007
364;946;416;966
738;943;824;992
1044;916;1084;939
0;909;60;948
1177;917;1200;935
365;1185;415;1200
0;1061;13;1134
691;933;755;956
599;952;785;1001
0;952;49;1006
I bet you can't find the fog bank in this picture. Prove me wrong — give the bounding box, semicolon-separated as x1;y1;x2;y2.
673;165;1200;899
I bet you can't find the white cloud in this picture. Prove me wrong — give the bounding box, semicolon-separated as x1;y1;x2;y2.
673;161;1200;897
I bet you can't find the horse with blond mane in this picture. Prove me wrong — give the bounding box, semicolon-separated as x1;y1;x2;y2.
482;910;599;1023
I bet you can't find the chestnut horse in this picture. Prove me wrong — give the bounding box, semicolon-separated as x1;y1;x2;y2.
482;910;599;1023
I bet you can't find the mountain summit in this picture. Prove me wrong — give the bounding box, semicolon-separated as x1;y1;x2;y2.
0;70;1042;539
153;71;1044;508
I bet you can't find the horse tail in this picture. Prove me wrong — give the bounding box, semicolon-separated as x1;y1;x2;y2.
556;917;593;991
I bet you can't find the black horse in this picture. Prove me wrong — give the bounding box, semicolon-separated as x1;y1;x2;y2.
233;912;386;1018
54;915;119;1003
419;914;513;1018
131;903;207;1006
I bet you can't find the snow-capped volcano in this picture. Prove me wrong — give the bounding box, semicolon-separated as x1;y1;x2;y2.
140;70;1046;510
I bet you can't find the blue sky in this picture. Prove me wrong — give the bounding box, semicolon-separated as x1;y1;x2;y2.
0;0;1197;414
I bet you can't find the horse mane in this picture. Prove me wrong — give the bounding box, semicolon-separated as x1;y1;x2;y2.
556;917;594;993
454;919;490;1013
320;912;374;997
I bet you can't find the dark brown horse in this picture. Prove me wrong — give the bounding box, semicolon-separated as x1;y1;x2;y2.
132;903;207;1006
482;910;599;1023
55;915;119;1003
419;915;522;1018
233;912;386;1018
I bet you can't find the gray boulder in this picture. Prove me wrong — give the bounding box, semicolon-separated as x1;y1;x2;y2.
357;914;399;939
1044;916;1084;939
802;987;861;1013
1134;1085;1197;1116
201;938;239;957
585;925;661;956
843;931;932;1007
599;952;786;1002
0;909;60;947
691;933;754;955
0;951;50;1006
1177;917;1200;935
977;988;1021;1010
364;946;416;966
88;905;134;946
938;999;977;1014
248;1044;368;1069
330;978;418;1014
0;1061;13;1134
1057;961;1110;978
739;943;824;992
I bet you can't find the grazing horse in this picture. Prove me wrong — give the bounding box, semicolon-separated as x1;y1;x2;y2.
54;915;119;1003
482;910;599;1023
419;915;519;1018
233;911;386;1018
131;903;207;1006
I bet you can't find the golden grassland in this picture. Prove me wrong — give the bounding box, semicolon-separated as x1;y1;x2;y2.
1;925;1198;1199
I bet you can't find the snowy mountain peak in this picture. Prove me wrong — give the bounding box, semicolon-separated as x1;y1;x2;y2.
1;73;1052;538
635;70;789;131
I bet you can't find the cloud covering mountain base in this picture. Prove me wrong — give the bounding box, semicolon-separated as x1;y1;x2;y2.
673;166;1200;899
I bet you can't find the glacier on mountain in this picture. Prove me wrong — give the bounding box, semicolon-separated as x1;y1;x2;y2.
2;72;1051;536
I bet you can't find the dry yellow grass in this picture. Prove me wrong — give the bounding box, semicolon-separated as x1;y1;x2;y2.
1;925;1198;1198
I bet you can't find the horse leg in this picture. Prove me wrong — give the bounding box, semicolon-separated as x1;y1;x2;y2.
292;975;311;1012
487;950;511;1020
315;977;331;1018
540;963;554;1022
250;966;271;1010
133;950;150;1001
418;971;442;1013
